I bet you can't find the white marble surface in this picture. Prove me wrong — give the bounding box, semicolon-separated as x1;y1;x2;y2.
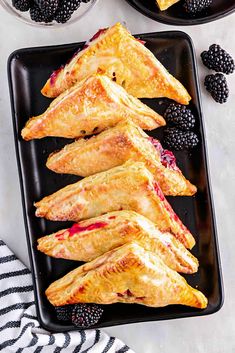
0;1;235;352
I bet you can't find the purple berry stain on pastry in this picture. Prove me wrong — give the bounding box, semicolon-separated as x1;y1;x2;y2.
161;150;177;170
108;216;116;220
69;222;108;236
153;182;185;231
117;289;133;297
50;66;64;85
66;29;109;66
135;38;146;45
148;137;178;170
153;182;165;202
50;28;108;85
82;28;108;50
54;231;66;241
55;221;108;240
89;28;108;42
117;289;145;300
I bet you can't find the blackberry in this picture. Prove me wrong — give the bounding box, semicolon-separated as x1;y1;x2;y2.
35;0;59;17
55;305;73;321
164;128;199;151
164;103;195;131
201;44;235;74
183;0;212;14
12;0;31;11
54;0;81;23
71;304;103;328
30;4;53;22
204;73;229;104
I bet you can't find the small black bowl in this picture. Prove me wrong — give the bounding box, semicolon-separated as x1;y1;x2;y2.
125;0;235;26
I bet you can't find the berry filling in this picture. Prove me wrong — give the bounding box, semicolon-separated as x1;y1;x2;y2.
54;231;66;241
153;182;187;234
117;289;145;300
55;221;108;240
89;28;108;43
50;28;107;85
82;28;108;50
50;66;64;85
135;38;146;45
68;222;108;236
161;150;177;170
149;137;178;170
153;182;165;202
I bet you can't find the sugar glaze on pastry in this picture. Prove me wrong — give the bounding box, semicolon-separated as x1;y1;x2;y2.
46;120;196;196
45;242;207;309
37;210;198;273
35;162;195;249
21;75;165;141
41;23;191;104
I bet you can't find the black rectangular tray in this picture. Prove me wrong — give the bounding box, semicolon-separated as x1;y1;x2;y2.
8;30;223;332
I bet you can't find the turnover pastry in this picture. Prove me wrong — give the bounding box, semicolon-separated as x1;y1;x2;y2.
35;162;195;249
37;210;198;274
41;23;191;104
21;75;165;141
46;120;196;196
45;242;207;309
156;0;180;11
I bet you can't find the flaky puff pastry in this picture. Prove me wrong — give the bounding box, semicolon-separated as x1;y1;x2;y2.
35;162;195;249
37;210;198;274
21;75;165;141
46;242;207;309
156;0;180;11
41;23;191;104
47;120;196;196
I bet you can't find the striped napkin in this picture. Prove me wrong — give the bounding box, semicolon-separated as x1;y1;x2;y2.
0;239;134;353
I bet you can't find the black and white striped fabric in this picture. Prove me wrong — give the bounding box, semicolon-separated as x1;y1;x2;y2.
0;240;134;353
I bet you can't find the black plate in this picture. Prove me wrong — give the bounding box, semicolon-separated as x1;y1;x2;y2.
8;31;223;332
125;0;235;26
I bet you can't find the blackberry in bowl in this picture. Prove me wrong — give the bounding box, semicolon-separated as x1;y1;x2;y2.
0;0;98;26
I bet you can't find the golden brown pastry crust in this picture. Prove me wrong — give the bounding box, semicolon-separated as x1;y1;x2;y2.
156;0;180;11
37;210;198;274
46;120;196;196
45;242;207;309
21;75;165;141
41;23;191;104
35;162;195;249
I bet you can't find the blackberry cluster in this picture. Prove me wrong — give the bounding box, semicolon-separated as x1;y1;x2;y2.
164;103;195;131
183;0;212;14
12;0;91;23
201;44;233;103
54;303;103;327
71;304;104;328
204;74;229;104
55;305;73;321
12;0;31;11
164;128;199;151
55;0;81;23
30;4;53;22
201;44;235;75
163;103;198;151
35;0;59;17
